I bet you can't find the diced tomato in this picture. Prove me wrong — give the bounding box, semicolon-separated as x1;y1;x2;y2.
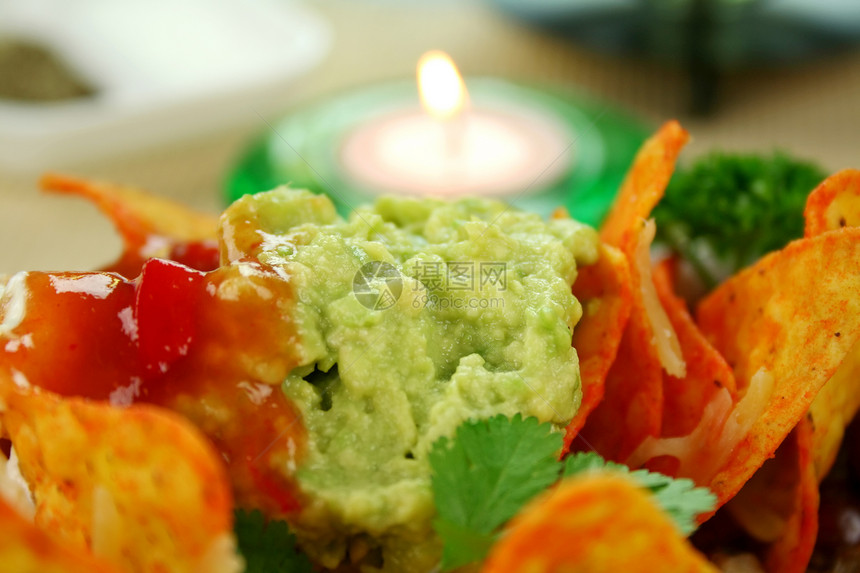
134;259;206;376
169;239;221;272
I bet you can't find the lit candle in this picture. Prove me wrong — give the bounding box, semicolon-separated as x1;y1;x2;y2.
228;53;649;225
340;51;571;197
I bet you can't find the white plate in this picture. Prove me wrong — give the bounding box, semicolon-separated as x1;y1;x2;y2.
0;0;331;170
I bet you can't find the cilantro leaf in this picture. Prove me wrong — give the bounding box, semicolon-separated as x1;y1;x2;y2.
429;417;717;570
433;518;497;569
653;151;825;288
429;414;563;570
563;452;716;535
233;509;313;573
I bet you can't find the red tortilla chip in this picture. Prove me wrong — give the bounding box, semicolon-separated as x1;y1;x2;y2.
0;497;118;573
695;228;860;511
623;258;736;480
575;122;690;461
482;474;718;573
807;351;860;479
804;169;860;237
694;420;818;573
623;257;736;478
599;120;689;251
802;169;860;479
762;418;818;573
722;419;817;573
577;291;664;461
40;174;219;276
653;259;736;439
564;243;633;451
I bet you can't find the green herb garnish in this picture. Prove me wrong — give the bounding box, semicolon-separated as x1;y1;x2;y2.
429;414;563;570
653;152;826;288
429;415;717;570
563;452;716;535
234;509;313;573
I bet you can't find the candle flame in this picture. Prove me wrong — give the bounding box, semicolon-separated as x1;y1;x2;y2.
417;50;467;120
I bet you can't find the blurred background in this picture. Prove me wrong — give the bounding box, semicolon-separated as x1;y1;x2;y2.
2;0;860;272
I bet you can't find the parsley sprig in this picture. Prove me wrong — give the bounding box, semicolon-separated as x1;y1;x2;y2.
429;414;716;570
653;152;825;288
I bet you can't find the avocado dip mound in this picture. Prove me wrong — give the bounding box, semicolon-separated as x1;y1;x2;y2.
220;188;600;571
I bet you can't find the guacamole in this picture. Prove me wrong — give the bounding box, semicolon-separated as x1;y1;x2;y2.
220;189;599;571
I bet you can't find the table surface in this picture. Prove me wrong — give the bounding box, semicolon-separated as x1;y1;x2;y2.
3;0;860;274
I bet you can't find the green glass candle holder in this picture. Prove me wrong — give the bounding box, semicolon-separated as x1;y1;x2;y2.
226;79;649;227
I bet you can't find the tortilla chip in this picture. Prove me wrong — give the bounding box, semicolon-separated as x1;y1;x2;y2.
695;228;860;511
576;123;690;461
40;174;219;276
0;376;239;573
803;169;860;237
802;169;860;479
481;474;718;573
576;299;664;461
707;420;818;573
577;222;665;460
807;350;860;478
642;425;817;573
725;420;809;537
599;120;689;251
762;418;818;573
0;497;119;573
653;259;736;439
624;258;737;476
564;243;633;451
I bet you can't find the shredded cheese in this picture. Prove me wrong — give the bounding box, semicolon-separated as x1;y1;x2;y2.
0;272;28;337
628;368;775;484
635;219;686;378
0;448;35;520
717;553;766;573
627;387;732;481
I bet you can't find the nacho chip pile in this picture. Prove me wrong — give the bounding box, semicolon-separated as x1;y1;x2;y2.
1;122;859;572
565;123;860;572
